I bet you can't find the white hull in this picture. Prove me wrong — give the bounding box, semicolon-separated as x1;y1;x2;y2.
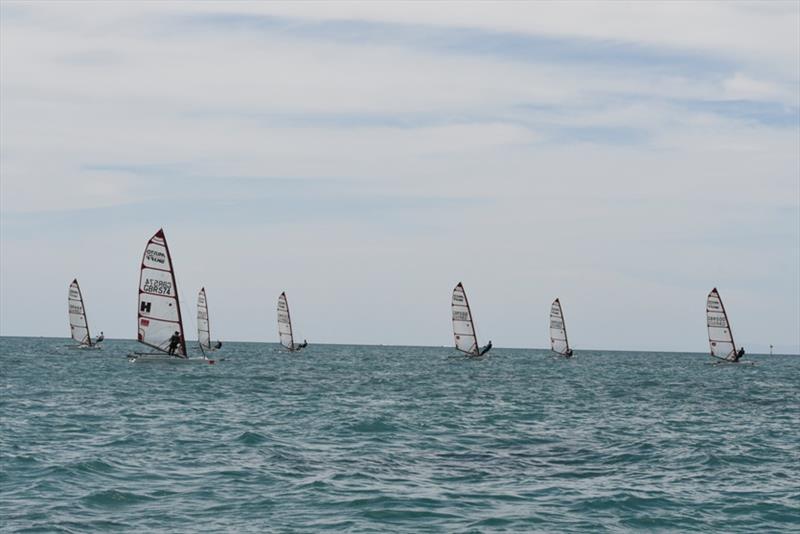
128;353;217;364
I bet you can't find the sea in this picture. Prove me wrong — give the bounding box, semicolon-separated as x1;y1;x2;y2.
1;336;798;533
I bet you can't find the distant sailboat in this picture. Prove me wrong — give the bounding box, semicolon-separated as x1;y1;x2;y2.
128;229;215;364
452;282;492;356
68;279;101;349
197;287;222;352
278;292;307;352
706;288;748;364
549;298;573;357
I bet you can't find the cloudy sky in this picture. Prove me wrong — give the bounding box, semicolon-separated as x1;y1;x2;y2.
1;1;798;353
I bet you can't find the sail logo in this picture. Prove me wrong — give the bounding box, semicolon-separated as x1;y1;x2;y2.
140;301;152;313
140;318;150;326
708;301;721;310
550;320;563;329
453;294;464;303
69;304;83;315
453;310;469;321
145;249;166;265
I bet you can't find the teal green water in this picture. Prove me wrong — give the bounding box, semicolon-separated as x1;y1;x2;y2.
2;337;799;532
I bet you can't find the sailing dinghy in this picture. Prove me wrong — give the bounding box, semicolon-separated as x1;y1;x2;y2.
128;229;215;364
197;287;222;353
452;282;492;357
278;292;307;352
68;279;101;349
549;298;573;357
706;288;750;365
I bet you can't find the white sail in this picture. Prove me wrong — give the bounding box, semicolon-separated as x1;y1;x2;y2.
550;298;570;356
68;279;92;346
277;292;294;350
452;282;479;355
197;287;211;351
137;229;186;356
707;287;737;359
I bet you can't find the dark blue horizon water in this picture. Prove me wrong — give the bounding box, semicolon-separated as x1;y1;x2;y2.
2;337;799;532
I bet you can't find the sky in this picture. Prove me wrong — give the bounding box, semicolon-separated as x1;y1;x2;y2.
1;1;798;353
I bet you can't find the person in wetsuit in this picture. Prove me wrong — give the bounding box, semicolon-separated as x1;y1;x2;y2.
168;331;181;356
732;347;745;362
565;348;574;358
479;340;493;356
95;331;104;344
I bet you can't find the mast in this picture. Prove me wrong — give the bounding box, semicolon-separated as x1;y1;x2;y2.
137;228;186;356
452;282;479;355
68;278;92;346
277;292;294;350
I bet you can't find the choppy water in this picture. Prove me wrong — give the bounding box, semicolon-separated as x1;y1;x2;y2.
1;337;799;532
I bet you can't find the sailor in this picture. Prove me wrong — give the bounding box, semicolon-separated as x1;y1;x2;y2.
214;341;222;350
168;331;181;356
95;331;104;343
733;347;745;362
479;340;493;355
298;340;308;349
565;348;574;357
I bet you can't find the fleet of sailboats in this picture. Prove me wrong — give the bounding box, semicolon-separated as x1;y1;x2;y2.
64;230;766;363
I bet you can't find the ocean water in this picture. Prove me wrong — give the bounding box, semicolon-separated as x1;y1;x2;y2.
1;337;799;533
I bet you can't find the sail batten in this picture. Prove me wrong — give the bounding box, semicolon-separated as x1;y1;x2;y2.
68;279;92;346
707;288;737;360
550;298;571;356
137;229;186;356
452;282;479;355
277;292;295;350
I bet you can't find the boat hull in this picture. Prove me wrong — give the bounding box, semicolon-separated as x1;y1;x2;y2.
128;353;216;364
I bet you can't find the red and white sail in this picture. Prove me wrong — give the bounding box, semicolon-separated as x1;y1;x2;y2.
137;229;186;356
452;282;479;355
197;287;211;351
550;298;570;356
277;292;294;350
68;279;92;346
707;287;737;359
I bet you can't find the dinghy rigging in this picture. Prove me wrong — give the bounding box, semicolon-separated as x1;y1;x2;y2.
129;229;215;364
68;278;99;349
707;288;746;363
452;282;491;356
550;298;573;357
278;292;307;352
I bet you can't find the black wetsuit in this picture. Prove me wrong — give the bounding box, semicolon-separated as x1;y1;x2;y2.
479;341;493;355
168;334;181;356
